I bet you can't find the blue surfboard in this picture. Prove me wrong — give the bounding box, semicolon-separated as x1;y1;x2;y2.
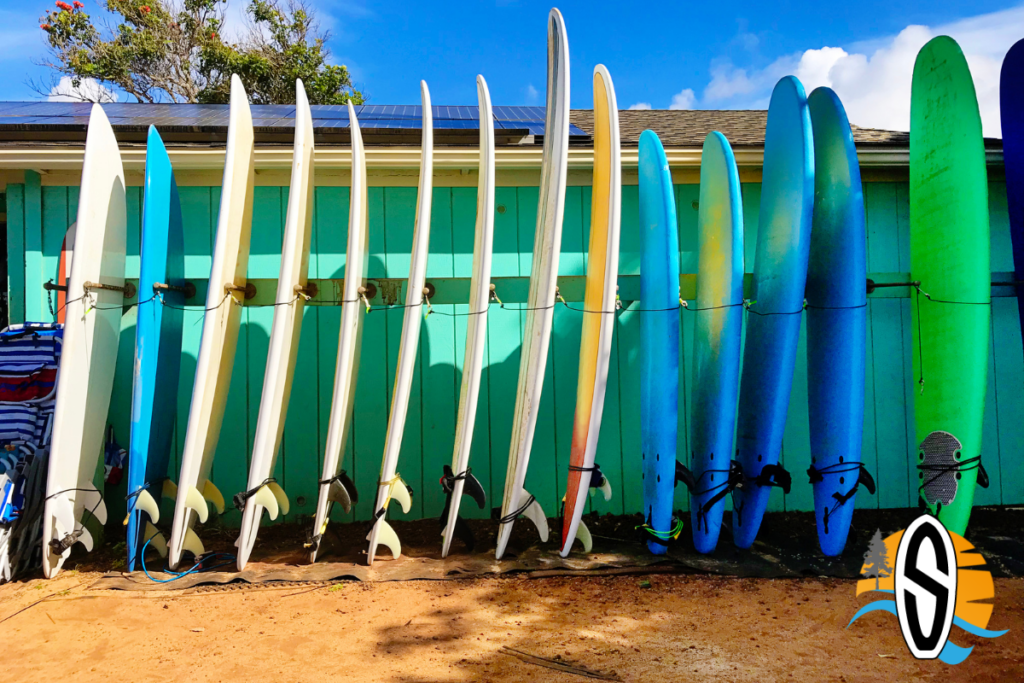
732;76;814;548
638;130;681;555
806;87;871;557
1001;39;1024;346
686;132;744;554
126;126;185;571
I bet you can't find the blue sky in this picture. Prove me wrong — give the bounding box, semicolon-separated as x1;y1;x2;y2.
1;0;1022;134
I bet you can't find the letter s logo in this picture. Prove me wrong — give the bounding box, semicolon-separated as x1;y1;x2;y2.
895;515;958;659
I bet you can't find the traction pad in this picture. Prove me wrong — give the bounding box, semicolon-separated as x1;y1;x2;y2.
88;507;1024;591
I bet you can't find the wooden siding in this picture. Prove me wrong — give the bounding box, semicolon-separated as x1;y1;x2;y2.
5;177;1021;527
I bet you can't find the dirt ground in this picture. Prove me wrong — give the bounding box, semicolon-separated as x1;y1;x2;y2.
0;571;1019;683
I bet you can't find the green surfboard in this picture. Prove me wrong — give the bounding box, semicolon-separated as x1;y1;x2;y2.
910;35;990;535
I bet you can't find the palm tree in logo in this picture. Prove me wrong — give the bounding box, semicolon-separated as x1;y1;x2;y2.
862;529;892;590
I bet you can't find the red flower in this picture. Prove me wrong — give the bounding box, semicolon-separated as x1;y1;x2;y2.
55;0;72;10
40;23;51;29
140;5;150;12
73;0;83;7
210;31;216;38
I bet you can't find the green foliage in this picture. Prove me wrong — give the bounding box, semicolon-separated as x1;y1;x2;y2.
38;0;364;104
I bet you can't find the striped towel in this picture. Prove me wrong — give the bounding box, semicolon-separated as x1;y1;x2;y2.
0;324;62;403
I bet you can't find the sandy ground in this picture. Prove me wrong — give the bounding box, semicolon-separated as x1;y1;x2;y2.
0;572;1019;682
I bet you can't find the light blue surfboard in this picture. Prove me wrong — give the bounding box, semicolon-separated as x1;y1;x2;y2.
638;130;680;555
732;76;814;549
806;87;871;557
686;131;744;554
126;126;185;571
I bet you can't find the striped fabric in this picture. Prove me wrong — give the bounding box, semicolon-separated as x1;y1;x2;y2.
0;324;62;449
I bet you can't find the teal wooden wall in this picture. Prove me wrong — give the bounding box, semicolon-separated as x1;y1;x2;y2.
5;177;1023;527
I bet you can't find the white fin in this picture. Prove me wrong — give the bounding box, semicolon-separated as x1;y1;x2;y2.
144;522;168;558
134;489;160;524
368;519;402;560
185;485;209;524
162;479;178;500
390;478;412;514
202;480;225;514
80;484;107;525
593;477;613;502
268;481;290;516
182;526;205;558
52;494;75;541
577;519;593;553
252;485;279;520
521;489;549;542
77;524;94;552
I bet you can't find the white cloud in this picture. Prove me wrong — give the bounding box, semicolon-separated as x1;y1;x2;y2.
628;102;652;110
48;76;118;103
524;83;540;105
697;5;1024;136
669;88;697;110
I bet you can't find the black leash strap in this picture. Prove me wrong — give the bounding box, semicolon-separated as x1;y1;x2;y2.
233;477;277;512
807;461;876;533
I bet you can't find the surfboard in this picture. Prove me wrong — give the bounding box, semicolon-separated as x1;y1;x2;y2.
41;104;126;578
235;80;315;570
366;81;433;565
125;126;186;571
732;75;813;549
685;131;744;555
806;87;870;557
167;74;255;569
559;65;620;557
440;74;495;558
910;36;990;536
638;130;680;556
495;7;570;560
307;101;368;563
55;223;76;325
1001;40;1024;350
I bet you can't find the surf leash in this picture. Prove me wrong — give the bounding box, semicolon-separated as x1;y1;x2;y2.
139;535;235;583
807;461;876;533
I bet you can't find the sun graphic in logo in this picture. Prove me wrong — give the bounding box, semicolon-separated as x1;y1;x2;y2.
849;517;1008;664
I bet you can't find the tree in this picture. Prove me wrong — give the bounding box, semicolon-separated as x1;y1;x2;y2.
862;529;892;590
37;0;364;104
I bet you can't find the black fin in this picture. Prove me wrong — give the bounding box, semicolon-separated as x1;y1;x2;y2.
859;466;877;495
978;462;990;489
463;472;487;509
675;460;696;493
454;515;476;551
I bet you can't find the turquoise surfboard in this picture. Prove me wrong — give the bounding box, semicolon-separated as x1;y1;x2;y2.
684;131;744;554
732;76;814;548
126;126;186;571
806;87;871;557
638;130;681;555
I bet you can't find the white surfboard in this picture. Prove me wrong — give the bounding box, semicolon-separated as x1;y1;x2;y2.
167;75;255;569
366;81;434;565
307;102;369;563
558;65;621;557
234;80;315;570
495;8;571;560
41;104;126;578
440;75;495;557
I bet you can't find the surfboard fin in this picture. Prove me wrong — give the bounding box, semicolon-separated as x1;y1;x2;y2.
587;464;613;502
389;478;413;514
182;526;205;559
162;479;178;500
203;480;226;514
368;519;401;560
327;473;357;514
576;519;593;553
755;464;792;494
252;485;280;520
520;489;549;542
144;522;168;559
185;485;210;524
978;462;990;489
859;466;877;495
79;483;107;525
127;488;160;525
675;460;696;493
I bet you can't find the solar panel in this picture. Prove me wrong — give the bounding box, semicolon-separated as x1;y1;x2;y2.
0;101;589;136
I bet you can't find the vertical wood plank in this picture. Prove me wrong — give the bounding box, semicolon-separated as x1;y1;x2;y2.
23;172;42;322
7;184;25;325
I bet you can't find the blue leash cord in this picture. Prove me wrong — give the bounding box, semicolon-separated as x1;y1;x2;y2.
139;536;236;583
